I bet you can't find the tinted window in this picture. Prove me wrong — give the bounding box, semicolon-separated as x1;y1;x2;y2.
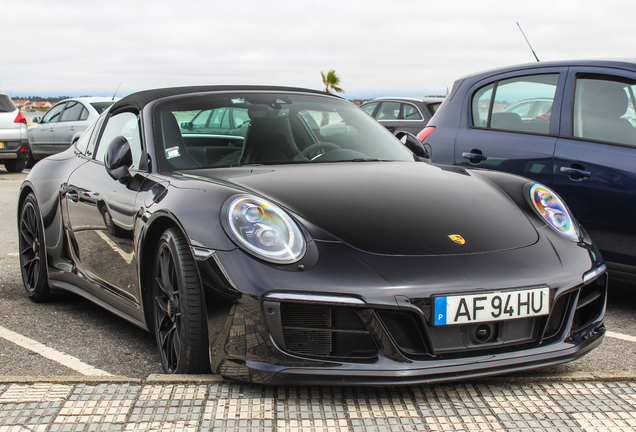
0;95;15;112
90;101;116;114
402;104;423;120
361;102;378;116
472;74;558;135
377;102;400;120
429;102;442;113
573;76;636;147
60;101;84;122
41;102;66;123
95;112;142;169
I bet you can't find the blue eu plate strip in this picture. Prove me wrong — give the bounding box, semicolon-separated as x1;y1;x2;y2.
434;297;447;325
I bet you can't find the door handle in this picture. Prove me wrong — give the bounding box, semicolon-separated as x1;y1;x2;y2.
462;152;487;162
66;190;79;203
560;166;591;180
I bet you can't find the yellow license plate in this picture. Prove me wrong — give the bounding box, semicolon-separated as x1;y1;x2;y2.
0;142;4;149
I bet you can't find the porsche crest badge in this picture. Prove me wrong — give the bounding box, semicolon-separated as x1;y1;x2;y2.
448;234;466;245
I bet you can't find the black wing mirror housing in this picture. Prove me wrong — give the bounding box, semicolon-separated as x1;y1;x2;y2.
400;132;431;161
105;136;133;183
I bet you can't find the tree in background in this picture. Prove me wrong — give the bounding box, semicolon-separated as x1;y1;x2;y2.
321;70;344;94
320;70;344;126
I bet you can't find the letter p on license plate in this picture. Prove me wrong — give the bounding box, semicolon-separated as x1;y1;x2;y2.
433;287;550;325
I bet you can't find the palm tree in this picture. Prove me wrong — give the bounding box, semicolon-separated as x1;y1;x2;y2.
321;70;344;94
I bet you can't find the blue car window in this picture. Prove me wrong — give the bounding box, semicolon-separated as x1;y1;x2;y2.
573;77;636;147
472;74;558;135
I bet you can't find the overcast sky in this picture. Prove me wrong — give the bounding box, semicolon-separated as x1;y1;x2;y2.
1;0;633;99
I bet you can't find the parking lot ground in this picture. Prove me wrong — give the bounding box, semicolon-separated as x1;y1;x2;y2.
2;375;636;431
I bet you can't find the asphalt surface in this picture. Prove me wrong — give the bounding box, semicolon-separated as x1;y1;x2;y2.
1;166;636;381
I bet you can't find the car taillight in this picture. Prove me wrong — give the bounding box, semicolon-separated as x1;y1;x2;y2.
417;126;435;142
14;111;27;125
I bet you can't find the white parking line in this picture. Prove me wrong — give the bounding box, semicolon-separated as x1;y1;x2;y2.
96;230;133;264
0;325;112;376
606;331;636;343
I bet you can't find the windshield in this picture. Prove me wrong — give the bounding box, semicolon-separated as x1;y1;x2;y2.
154;92;415;171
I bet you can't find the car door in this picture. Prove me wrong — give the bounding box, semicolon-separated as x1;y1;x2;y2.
29;102;66;152
56;101;88;145
65;110;148;310
453;68;568;186
553;67;636;271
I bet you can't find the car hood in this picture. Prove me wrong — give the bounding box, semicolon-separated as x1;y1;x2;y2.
188;162;538;255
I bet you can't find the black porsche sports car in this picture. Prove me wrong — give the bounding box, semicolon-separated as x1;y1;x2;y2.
18;86;607;385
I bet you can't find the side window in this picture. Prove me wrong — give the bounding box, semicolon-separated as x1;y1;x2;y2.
60;101;84;122
401;103;423;120
376;102;400;120
94;112;143;169
232;108;250;128
191;110;211;129
573;76;636;147
472;74;559;134
41;103;66;123
79;107;89;121
472;84;493;127
74;122;96;154
361;102;378;116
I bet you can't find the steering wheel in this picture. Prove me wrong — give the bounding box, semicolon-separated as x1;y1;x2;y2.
301;142;341;160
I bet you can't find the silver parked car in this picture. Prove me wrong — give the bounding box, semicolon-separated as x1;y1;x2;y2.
28;97;118;164
0;93;29;173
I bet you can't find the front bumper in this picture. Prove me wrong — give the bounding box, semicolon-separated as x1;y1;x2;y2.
198;226;607;385
232;325;604;386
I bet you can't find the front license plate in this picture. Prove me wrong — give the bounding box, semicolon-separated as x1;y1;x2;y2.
433;287;550;325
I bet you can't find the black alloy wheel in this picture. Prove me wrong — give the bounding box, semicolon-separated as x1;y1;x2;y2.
152;227;209;374
19;193;51;302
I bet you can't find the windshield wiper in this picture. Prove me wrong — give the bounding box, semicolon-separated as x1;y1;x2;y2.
352;158;382;162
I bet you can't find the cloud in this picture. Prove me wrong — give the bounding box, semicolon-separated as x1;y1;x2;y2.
1;0;634;98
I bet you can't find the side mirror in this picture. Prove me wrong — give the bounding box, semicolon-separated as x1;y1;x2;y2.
105;136;133;183
180;122;193;130
399;132;430;160
32;117;41;124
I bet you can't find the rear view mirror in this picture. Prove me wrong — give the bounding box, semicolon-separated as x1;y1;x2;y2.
399;133;430;160
181;122;193;130
105;136;133;183
32;117;41;124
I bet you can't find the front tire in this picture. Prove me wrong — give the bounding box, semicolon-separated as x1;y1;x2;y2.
152;227;209;374
19;193;51;302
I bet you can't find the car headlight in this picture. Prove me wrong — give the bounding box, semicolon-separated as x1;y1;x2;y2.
224;195;306;264
528;184;580;241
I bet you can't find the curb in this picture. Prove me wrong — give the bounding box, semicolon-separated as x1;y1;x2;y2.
0;372;635;385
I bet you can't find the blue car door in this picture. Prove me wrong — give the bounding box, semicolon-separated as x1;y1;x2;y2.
553;66;636;272
453;67;568;187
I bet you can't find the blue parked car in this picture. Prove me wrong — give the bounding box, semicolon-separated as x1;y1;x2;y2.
419;59;636;280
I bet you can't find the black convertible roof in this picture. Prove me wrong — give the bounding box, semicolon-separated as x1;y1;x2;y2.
111;85;331;113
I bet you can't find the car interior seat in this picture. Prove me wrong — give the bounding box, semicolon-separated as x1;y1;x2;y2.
239;110;302;164
582;84;636;145
160;111;201;169
490;112;523;131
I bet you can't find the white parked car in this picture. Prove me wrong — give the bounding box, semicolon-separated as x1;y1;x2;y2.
0;93;29;173
28;97;119;164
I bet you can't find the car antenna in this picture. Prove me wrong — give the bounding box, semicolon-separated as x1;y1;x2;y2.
112;82;121;100
516;22;540;62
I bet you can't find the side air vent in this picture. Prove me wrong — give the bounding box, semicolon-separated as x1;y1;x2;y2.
544;294;570;339
277;303;378;359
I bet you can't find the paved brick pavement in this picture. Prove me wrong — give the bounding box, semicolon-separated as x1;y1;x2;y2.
1;376;636;431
